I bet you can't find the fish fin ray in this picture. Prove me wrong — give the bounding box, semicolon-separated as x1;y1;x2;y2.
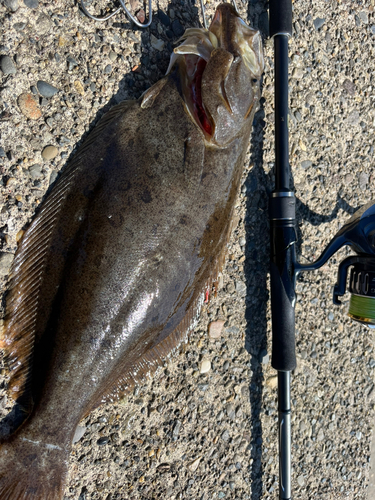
2;97;139;414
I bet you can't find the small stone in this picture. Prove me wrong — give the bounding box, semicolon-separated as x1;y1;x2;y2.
13;22;26;30
67;56;79;70
103;64;112;74
292;68;304;79
358;11;368;24
342;79;356;96
3;0;18;12
297;475;305;487
17;93;42;120
187;457;201;472
73;425;86;444
235;279;246;297
371;26;375;35
301;160;312;169
0;253;14;275
172;420;181;440
42;146;58;161
200;360;211;374
28;164;43;180
239;236;246;246
35;13;52;35
266;376;278;389
150;34;165;51
109;51;117;62
90;82;96;92
0;55;16;75
37;80;59;98
221;430;230;442
347;110;360;126
317;428;325;442
313;17;325;30
208;320;225;339
358;172;369;190
158;9;170;26
23;0;38;7
0;147;6;158
97;436;110;445
171;19;184;37
356;431;362;440
344;173;354;185
74;80;85;95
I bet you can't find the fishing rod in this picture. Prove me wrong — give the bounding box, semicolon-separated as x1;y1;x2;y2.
269;0;375;498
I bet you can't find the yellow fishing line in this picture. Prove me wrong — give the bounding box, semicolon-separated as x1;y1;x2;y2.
348;294;375;324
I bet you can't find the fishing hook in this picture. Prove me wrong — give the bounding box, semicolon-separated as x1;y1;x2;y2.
81;0;238;30
80;0;153;28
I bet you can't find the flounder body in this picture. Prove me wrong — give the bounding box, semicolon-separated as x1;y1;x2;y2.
0;4;263;498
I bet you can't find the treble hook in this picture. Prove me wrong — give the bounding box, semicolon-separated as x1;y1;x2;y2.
80;0;153;28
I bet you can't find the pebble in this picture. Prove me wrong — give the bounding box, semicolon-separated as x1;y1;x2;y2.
73;425;86;444
317;428;325;442
13;22;26;30
35;13;52;35
67;56;79;70
301;160;312;169
0;253;14;275
187;457;201;472
158;9;170;26
235;279;246;297
358;172;369;190
42;145;58;160
28;164;43;180
297;475;305;487
200;360;211;374
208;320;225;339
221;430;230;442
313;17;325;30
0;147;6;158
266;376;278;389
74;80;85;95
150;35;165;51
0;55;16;75
347;110;360;126
17;93;42;120
23;0;38;7
342;79;356;96
103;64;112;74
171;19;184;37
3;0;18;11
37;80;59;98
358;11;369;24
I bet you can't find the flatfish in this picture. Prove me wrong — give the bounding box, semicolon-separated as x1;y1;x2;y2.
0;4;263;498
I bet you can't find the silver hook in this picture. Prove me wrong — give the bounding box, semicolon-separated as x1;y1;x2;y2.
80;0;152;28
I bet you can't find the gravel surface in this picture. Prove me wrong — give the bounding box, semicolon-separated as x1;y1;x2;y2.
0;0;375;499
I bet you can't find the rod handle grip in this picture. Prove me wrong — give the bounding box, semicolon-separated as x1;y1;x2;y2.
270;260;296;371
269;0;292;37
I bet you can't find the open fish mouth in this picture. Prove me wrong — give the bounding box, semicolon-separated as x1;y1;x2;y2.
167;3;264;141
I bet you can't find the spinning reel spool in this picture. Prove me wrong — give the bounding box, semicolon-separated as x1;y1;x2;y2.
300;200;375;327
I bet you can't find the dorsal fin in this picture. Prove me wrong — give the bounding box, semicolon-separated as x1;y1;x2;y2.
1;98;138;416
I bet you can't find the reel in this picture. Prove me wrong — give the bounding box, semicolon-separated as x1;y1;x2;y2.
297;200;375;326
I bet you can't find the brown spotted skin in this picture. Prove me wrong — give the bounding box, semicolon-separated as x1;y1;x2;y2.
0;4;263;498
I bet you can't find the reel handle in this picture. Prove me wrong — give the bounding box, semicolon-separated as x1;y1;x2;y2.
269;0;292;37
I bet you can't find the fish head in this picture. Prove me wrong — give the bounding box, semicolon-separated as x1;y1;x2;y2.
167;3;264;146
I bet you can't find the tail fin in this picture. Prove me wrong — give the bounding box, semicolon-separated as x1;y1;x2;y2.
0;433;70;499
